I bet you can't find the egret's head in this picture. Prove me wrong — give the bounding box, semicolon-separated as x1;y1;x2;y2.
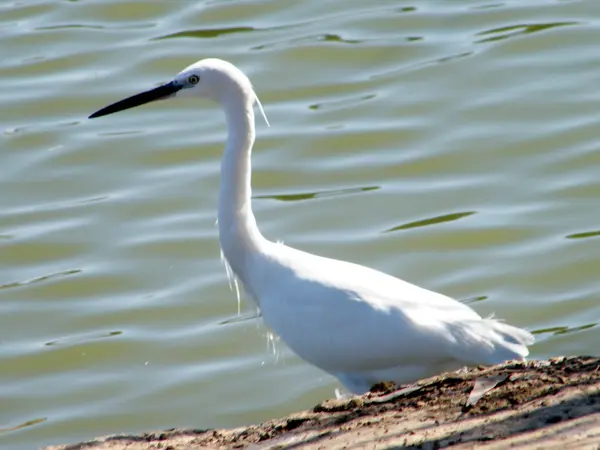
89;58;268;123
173;58;254;104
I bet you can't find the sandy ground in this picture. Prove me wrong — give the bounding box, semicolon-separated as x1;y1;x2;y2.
46;356;600;449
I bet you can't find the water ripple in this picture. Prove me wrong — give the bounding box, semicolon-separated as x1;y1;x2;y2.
0;418;46;434
154;26;256;40
535;323;597;336
475;21;580;44
0;269;81;291
44;330;123;347
255;185;379;202
566;230;600;240
385;212;477;233
2;1;600;449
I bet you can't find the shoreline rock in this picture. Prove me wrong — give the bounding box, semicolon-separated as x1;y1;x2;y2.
46;356;600;449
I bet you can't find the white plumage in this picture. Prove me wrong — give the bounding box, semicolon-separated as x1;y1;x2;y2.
90;58;534;394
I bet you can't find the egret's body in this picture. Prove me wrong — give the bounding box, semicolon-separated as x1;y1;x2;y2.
90;58;534;394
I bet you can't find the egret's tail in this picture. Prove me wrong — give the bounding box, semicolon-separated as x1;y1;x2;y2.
449;318;535;365
483;319;535;360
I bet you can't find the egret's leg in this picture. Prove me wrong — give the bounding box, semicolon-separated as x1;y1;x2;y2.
335;373;371;396
334;388;351;400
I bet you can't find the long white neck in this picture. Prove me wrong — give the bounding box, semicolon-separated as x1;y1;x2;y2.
218;93;267;285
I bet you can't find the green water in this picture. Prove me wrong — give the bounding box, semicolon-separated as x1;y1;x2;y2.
2;1;600;448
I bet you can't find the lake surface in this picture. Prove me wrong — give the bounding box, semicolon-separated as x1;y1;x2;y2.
2;0;600;448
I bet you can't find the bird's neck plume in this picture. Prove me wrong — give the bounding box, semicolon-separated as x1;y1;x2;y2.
254;92;270;127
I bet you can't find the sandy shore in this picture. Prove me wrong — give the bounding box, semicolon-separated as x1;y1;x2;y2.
46;356;600;449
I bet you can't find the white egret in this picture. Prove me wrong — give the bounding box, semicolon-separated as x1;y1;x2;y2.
89;58;534;394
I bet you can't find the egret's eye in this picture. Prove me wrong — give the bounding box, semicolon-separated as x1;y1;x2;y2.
188;75;200;85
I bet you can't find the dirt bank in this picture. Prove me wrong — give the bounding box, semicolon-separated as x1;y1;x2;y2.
46;356;600;449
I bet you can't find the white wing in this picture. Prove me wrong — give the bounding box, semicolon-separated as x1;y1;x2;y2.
250;243;532;374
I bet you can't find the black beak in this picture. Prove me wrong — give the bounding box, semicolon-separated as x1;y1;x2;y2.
89;81;182;119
